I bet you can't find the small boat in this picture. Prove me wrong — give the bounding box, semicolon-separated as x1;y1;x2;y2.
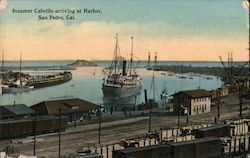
178;76;187;79
137;99;158;110
160;80;168;99
206;77;213;80
160;71;167;75
188;77;194;79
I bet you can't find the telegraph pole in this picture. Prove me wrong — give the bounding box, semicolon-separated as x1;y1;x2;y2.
58;108;61;158
33;114;37;156
148;100;152;133
217;90;221;119
98;107;102;144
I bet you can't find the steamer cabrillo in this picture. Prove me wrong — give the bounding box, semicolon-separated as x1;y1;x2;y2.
102;35;143;99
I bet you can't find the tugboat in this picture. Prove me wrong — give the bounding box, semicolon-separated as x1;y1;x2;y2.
102;35;142;99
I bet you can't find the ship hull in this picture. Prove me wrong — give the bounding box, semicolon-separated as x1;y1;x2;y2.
2;86;34;93
29;72;72;88
102;84;142;99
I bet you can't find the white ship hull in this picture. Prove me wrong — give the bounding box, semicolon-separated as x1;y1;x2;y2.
2;85;34;93
102;83;142;99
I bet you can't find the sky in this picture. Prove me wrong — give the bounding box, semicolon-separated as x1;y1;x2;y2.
0;0;249;61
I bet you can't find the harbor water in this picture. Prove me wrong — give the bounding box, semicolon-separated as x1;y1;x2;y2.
0;61;223;107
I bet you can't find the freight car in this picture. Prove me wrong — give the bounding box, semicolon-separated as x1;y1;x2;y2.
191;124;231;138
113;138;222;158
0;116;67;140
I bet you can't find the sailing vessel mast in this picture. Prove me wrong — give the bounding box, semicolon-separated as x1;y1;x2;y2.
1;49;4;77
150;74;156;100
129;37;133;76
19;52;22;85
110;34;120;76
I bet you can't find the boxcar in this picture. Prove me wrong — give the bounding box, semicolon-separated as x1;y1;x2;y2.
192;124;231;138
0;116;67;140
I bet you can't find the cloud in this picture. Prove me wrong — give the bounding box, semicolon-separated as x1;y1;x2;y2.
0;0;8;10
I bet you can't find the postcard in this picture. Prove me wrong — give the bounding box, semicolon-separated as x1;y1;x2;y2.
0;0;249;158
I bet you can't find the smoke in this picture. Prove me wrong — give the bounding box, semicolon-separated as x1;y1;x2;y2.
242;0;249;11
0;0;8;10
242;0;249;29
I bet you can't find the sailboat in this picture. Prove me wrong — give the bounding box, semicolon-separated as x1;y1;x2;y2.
149;74;158;106
137;74;158;110
102;35;142;99
2;52;34;93
160;80;168;99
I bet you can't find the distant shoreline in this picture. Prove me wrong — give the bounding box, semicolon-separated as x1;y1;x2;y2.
3;60;97;71
3;59;247;63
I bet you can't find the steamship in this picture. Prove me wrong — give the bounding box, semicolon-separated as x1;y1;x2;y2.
102;35;143;99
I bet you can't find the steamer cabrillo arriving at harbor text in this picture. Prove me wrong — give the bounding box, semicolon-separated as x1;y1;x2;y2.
102;35;143;99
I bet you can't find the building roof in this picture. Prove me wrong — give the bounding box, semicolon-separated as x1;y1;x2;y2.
0;106;16;118
175;89;212;99
31;98;100;115
2;104;35;116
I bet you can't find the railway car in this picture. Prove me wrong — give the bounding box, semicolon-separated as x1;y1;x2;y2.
191;124;231;138
0;116;67;140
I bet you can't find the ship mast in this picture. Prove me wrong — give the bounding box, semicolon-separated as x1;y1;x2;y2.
111;34;120;75
19;52;22;83
129;36;133;76
150;74;156;100
1;49;4;77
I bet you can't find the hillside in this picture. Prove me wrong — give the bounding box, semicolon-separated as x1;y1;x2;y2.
67;60;97;68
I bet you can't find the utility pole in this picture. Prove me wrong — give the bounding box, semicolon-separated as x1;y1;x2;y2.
98;108;102;144
217;90;221;119
239;83;243;118
58;108;61;158
148;99;152;133
177;111;180;129
33;114;37;156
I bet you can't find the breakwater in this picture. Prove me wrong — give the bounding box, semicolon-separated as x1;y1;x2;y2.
149;65;248;79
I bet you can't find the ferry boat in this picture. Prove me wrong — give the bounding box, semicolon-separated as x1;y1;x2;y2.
102;35;142;99
28;71;72;88
2;71;72;94
2;52;34;93
2;79;34;93
1;54;72;94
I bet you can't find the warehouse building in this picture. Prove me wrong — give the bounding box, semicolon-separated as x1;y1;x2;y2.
0;104;35;119
31;98;100;122
173;89;212;115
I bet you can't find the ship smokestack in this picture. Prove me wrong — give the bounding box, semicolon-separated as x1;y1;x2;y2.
122;60;127;76
154;52;157;66
144;89;148;103
147;52;151;67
